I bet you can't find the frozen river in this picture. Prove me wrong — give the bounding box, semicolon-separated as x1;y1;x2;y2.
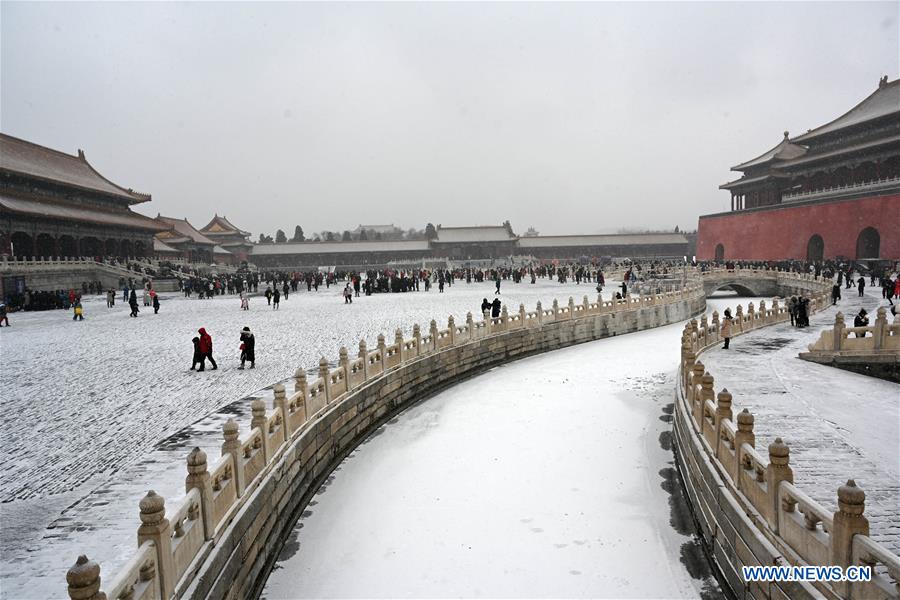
260;313;733;599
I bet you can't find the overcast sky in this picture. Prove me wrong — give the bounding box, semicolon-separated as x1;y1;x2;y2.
2;2;897;238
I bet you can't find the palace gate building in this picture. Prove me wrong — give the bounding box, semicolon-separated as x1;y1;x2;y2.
697;77;900;262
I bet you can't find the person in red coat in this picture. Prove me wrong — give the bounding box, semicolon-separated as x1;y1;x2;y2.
197;327;217;371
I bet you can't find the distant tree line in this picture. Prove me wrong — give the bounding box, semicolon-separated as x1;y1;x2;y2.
257;223;441;244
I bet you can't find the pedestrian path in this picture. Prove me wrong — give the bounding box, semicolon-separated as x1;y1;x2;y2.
699;286;900;555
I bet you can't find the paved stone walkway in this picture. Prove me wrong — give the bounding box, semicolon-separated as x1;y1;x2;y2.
700;286;900;555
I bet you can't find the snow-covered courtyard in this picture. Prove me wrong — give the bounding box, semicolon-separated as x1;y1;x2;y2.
0;278;647;598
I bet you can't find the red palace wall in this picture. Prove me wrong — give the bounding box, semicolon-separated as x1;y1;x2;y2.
696;195;900;261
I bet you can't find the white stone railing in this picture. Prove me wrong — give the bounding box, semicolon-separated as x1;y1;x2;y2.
803;308;900;356
64;278;707;600
782;176;900;204
677;273;900;599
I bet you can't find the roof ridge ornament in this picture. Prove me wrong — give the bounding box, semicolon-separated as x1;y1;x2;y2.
783;130;790;139
879;75;888;88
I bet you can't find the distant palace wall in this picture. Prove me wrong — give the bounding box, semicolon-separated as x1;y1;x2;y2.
674;269;900;599
65;280;707;600
696;194;900;261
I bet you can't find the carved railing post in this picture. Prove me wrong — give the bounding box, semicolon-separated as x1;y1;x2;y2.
273;383;291;437
568;297;575;320
500;305;508;330
833;312;845;352
358;340;369;379
466;312;474;338
412;324;422;355
448;316;456;345
536;301;543;325
250;398;269;460
430;319;439;350
137;491;175;599
759;299;767;324
873;307;887;350
319;357;332;401
831;480;870;595
582;295;589;315
698;372;714;425
734;409;755;477
766;438;793;532
186;447;215;540
393;330;405;363
520;303;528;326
700;315;709;347
714;388;733;439
689;361;705;406
552;299;559;320
483;309;491;333
66;555;106;600
221;418;245;495
735;305;744;333
294;368;307;397
747;302;756;328
339;346;351;389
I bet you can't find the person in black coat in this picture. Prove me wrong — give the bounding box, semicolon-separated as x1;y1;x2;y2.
129;289;139;317
481;298;491;317
190;337;203;370
152;294;160;314
853;309;869;337
239;326;256;369
491;298;502;318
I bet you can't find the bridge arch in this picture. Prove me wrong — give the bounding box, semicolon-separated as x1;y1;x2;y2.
807;234;824;262
706;282;761;297
856;227;880;259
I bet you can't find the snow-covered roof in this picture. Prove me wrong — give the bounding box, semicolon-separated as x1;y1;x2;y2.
201;214;250;237
731;132;807;172
251;240;430;256
518;233;688;248
213;245;232;255
793;78;900;142
156;215;217;246
153;238;180;253
0;133;151;204
0;193;166;231
433;226;516;243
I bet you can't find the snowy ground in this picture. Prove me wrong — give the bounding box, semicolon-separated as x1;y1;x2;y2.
261;314;734;599
700;286;900;555
0;278;638;599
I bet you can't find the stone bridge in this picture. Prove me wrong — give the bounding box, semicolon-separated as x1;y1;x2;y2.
700;267;793;297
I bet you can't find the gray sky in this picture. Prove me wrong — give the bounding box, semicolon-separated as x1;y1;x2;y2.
2;2;897;237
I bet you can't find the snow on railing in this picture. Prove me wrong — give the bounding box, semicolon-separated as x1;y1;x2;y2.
64;276;710;599
803;308;900;356
678;271;900;598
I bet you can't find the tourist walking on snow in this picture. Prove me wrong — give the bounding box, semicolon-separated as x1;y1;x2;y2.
495;275;501;295
272;288;280;310
107;289;115;308
72;300;84;321
720;309;733;349
857;276;866;297
265;286;272;305
197;327;217;370
190;337;203;371
240;293;249;311
491;297;502;318
343;283;353;303
831;283;841;305
152;292;160;314
239;326;255;369
129;289;139;317
481;298;491;317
